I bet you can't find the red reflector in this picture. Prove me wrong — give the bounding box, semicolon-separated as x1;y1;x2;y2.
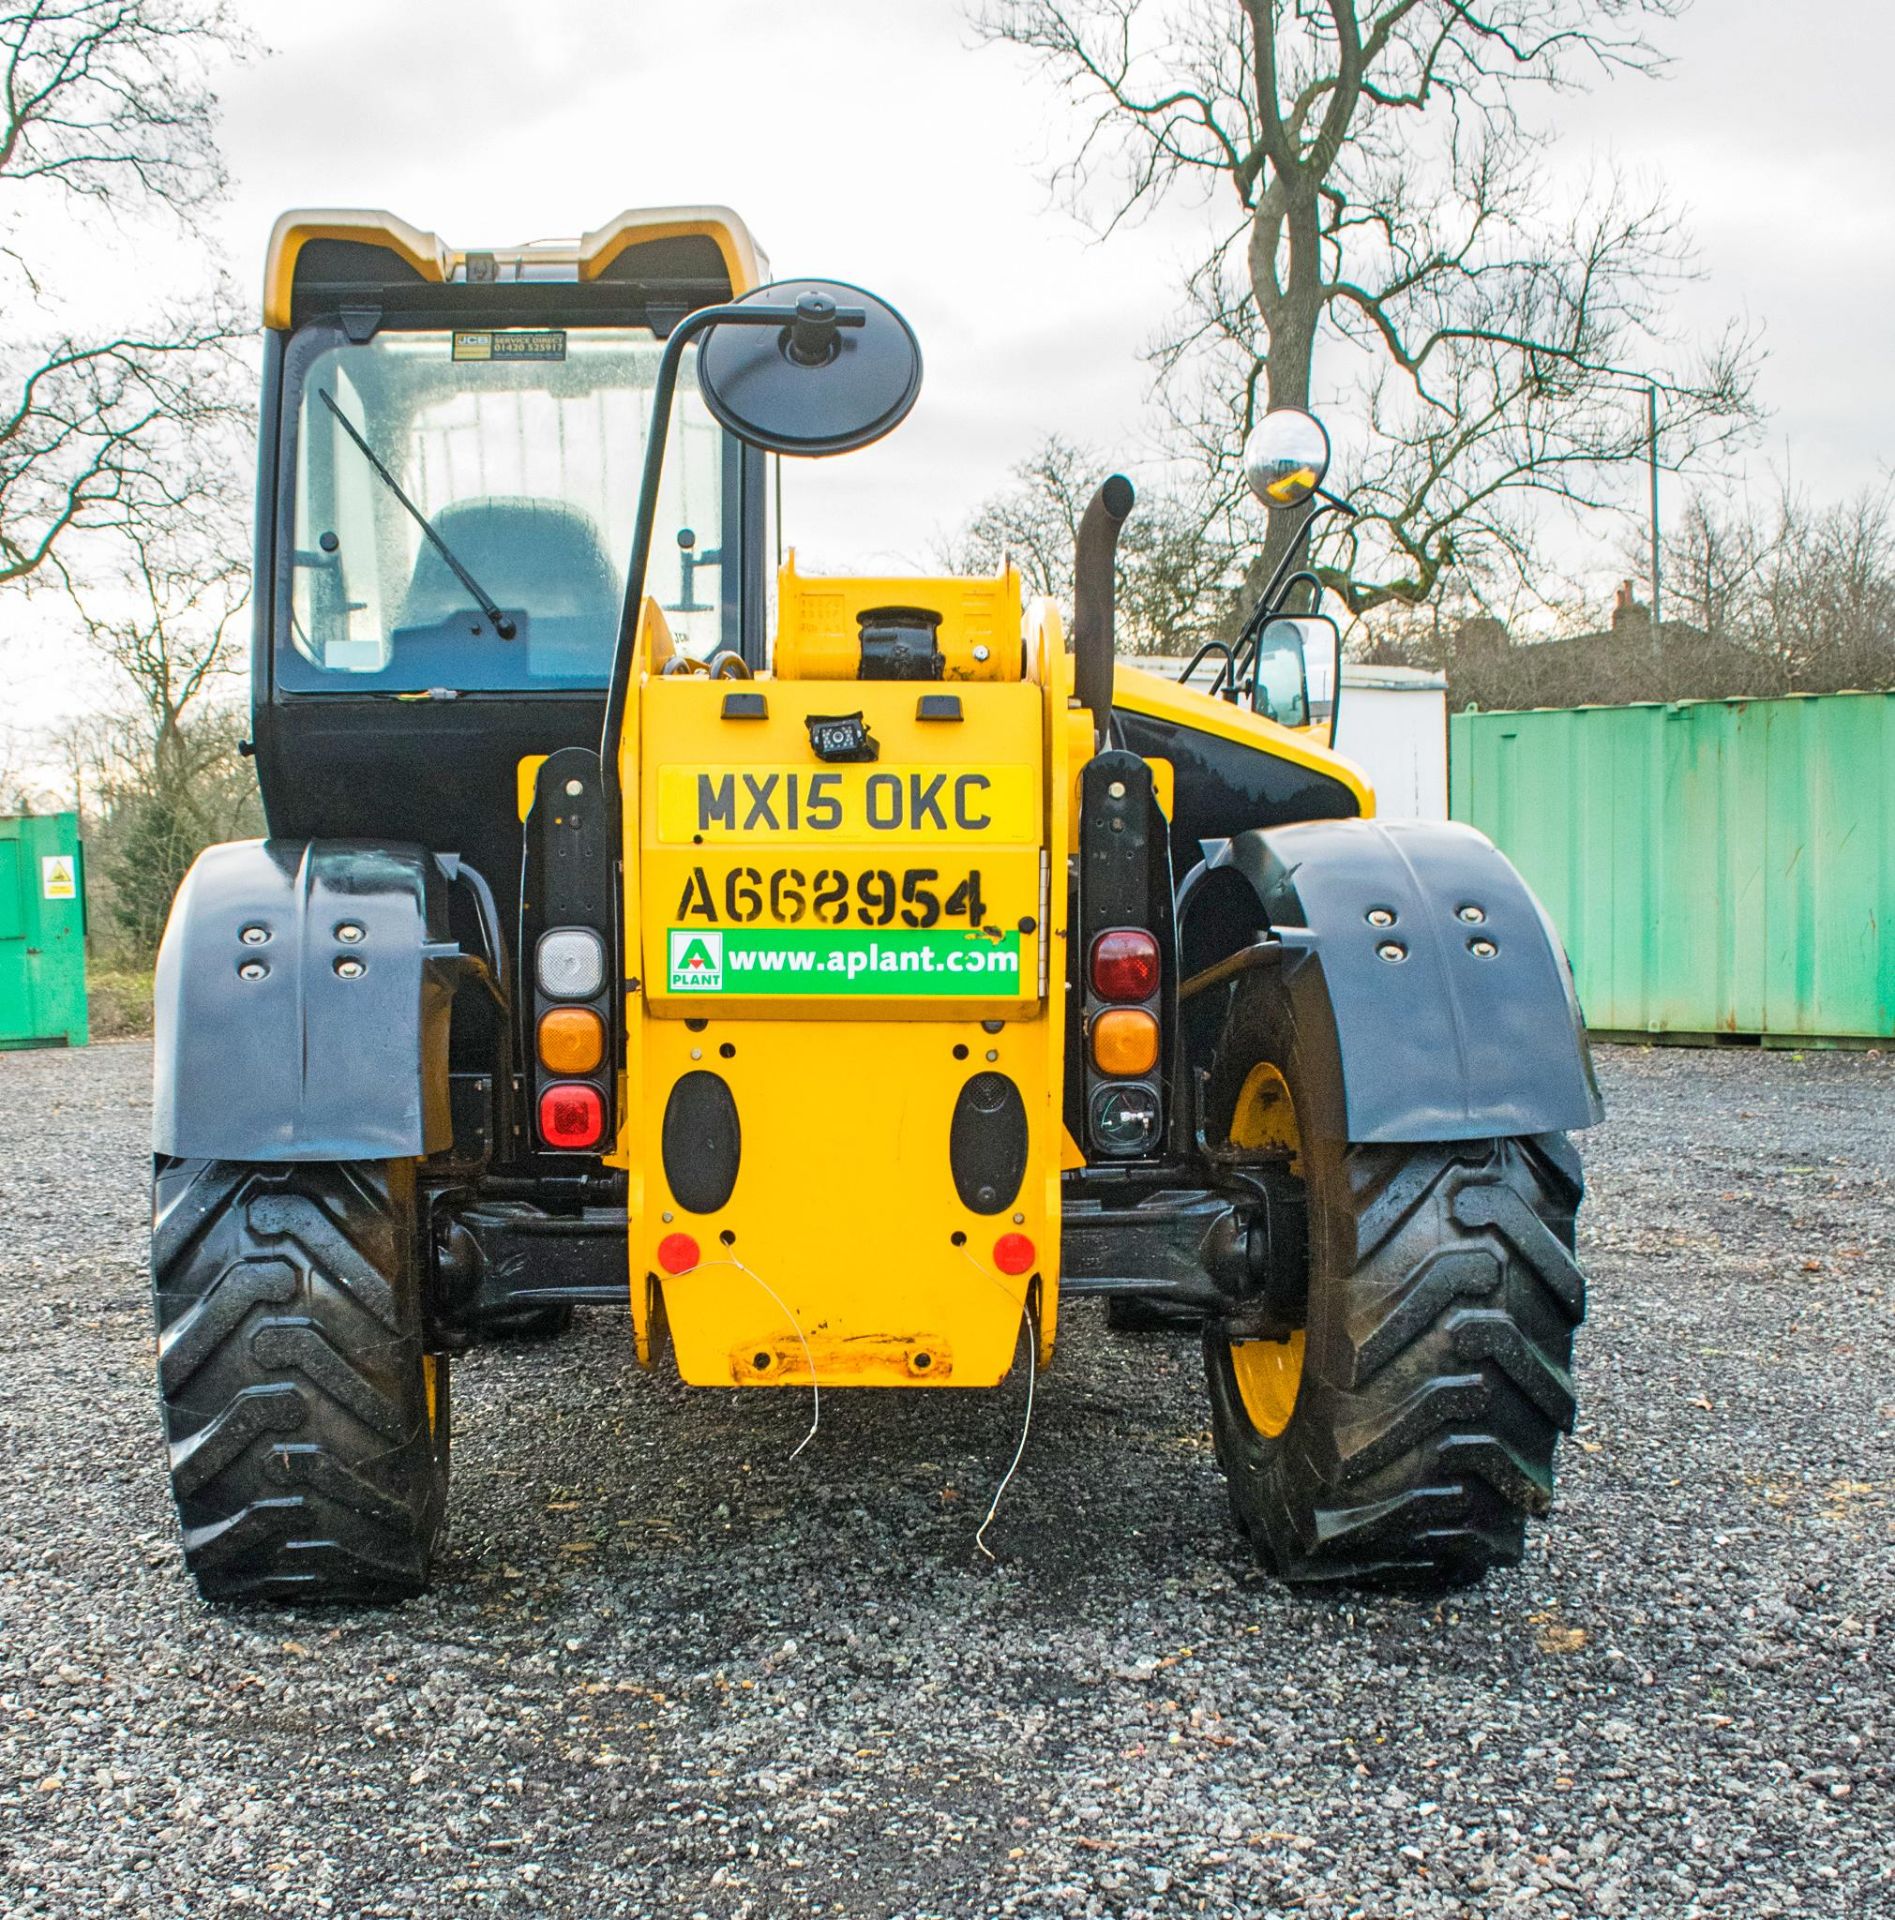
1091;928;1160;1002
657;1232;700;1275
994;1232;1036;1275
537;1081;604;1149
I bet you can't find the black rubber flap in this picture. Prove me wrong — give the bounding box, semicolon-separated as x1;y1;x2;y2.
697;279;922;457
949;1072;1028;1215
662;1071;741;1214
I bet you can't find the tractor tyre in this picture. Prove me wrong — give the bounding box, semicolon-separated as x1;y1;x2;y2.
151;1158;451;1604
1201;980;1585;1587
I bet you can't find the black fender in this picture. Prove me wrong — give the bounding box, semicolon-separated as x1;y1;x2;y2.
1212;818;1602;1145
153;839;463;1162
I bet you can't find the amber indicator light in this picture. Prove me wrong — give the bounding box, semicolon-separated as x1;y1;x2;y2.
538;1005;605;1075
1091;1006;1160;1077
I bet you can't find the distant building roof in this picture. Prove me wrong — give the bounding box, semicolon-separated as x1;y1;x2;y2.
1117;655;1446;693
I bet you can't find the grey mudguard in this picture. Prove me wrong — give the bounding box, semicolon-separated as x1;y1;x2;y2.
1217;818;1603;1144
153;839;460;1162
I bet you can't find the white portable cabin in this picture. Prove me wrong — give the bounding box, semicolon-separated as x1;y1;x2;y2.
1335;664;1448;820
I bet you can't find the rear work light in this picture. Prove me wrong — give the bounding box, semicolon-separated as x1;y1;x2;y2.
1091;1006;1159;1077
538;1005;605;1074
537;926;606;1000
1090;928;1160;1002
538;1081;604;1150
1089;1083;1160;1156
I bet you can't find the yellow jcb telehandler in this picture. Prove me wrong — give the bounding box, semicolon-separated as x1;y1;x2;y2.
150;206;1598;1602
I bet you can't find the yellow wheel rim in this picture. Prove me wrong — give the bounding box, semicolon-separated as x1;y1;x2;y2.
1227;1060;1305;1437
1230;1330;1305;1438
1230;1062;1301;1167
421;1353;440;1435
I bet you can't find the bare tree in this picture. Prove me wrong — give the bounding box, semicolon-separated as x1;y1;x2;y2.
65;515;259;951
1367;477;1895;710
1653;492;1752;648
73;518;248;770
1744;485;1895;697
1;1;252;586
975;0;1759;615
939;433;1241;652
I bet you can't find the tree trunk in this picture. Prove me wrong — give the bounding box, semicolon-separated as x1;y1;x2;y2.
1248;179;1327;616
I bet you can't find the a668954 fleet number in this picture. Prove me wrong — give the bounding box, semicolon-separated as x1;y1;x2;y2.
673;864;989;929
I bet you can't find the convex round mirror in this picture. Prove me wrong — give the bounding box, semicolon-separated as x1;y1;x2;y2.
697;278;922;458
1243;408;1331;510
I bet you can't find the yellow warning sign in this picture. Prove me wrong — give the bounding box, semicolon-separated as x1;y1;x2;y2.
41;855;75;901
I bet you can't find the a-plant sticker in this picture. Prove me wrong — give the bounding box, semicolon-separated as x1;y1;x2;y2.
663;927;1023;997
669;929;724;992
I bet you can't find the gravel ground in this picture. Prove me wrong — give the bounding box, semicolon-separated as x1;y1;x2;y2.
0;1040;1890;1919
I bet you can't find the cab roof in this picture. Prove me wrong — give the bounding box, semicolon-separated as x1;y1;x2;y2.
263;206;769;330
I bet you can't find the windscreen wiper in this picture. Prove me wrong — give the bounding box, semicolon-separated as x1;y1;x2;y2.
316;387;517;640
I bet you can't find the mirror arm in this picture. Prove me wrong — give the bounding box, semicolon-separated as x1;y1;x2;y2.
1179;638;1235;694
600;300;866;801
1250;496;1350;628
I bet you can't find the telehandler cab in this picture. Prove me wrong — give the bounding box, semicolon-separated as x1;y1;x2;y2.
151;206;1600;1602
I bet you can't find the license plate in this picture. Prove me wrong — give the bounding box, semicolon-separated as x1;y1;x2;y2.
656;765;1037;842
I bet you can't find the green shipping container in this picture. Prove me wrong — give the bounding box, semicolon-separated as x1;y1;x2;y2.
1450;693;1895;1044
0;813;89;1050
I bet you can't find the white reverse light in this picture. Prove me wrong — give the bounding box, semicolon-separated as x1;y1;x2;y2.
537;927;606;1000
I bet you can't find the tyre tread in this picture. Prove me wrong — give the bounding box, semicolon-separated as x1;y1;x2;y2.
1210;1131;1586;1587
151;1160;447;1605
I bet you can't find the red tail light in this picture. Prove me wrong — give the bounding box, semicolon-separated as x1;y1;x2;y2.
1090;928;1160;1002
538;1081;604;1149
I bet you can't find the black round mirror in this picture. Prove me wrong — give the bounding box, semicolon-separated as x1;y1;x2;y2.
696;279;922;458
1243;408;1331;509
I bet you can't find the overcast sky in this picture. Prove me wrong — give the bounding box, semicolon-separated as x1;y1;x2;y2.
10;0;1895;734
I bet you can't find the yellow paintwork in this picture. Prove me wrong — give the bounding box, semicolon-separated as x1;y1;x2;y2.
515;756;548;824
592;543;1367;1393
265;204;766;330
774;554;1023;681
1227;1060;1305;1435
618;571;1069;1387
1113;664;1376;818
639;676;1046;1024
638;593;678;672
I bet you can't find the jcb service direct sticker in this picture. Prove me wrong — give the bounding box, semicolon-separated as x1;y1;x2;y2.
666;927;1023;997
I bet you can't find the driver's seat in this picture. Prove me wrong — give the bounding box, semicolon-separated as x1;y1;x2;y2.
392;497;620;684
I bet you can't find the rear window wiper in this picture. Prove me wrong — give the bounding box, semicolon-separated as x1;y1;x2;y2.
316;387;517;641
